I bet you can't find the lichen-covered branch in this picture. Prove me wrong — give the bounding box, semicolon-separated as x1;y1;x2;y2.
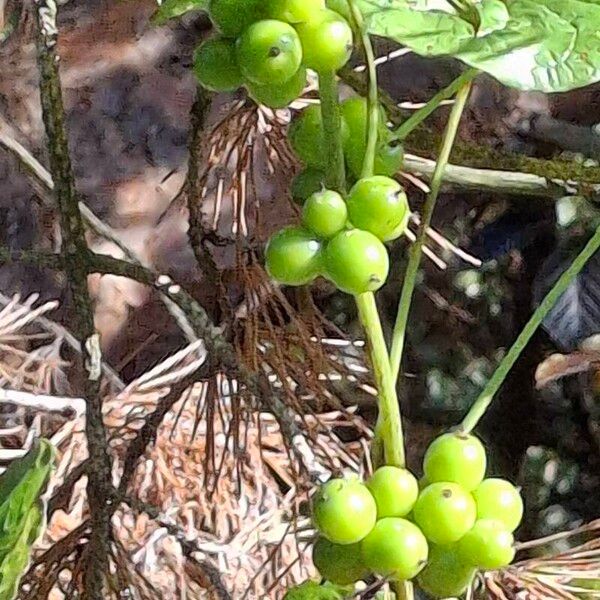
34;2;112;597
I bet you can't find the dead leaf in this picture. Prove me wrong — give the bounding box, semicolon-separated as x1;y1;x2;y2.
535;351;600;389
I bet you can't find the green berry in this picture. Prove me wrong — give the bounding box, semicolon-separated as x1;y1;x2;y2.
457;519;515;569
326;0;351;19
246;66;306;108
313;478;377;545
312;538;368;585
473;478;524;532
265;226;322;286
289;104;349;169
423;432;487;491
209;0;265;37
417;544;476;599
193;37;243;92
325;229;389;295
268;0;326;23
346;176;409;241
302;190;348;239
296;10;353;72
413;482;477;545
291;168;327;204
237;20;302;85
366;466;419;518
361;518;428;580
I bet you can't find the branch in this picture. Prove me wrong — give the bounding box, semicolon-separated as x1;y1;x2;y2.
34;2;112;597
0;388;84;416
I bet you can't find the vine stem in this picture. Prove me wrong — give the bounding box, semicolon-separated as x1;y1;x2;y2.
390;80;473;383
461;225;600;432
395;68;478;141
318;70;347;193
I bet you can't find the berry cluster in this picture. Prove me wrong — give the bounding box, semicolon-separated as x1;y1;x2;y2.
265;172;408;294
290;97;403;188
311;432;524;597
266;97;408;296
194;0;353;108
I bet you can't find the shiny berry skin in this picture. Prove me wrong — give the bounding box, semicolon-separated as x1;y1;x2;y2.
417;544;476;598
265;226;322;286
296;10;353;72
413;482;477;545
457;519;515;569
326;0;351;19
268;0;325;23
366;466;419;518
193;38;243;92
291;168;327;204
236;20;302;85
361;518;428;580
324;229;389;295
209;0;265;37
312;538;368;585
346;176;409;241
313;478;377;545
302;190;347;239
246;66;306;108
423;432;487;491
473;478;524;532
289;104;349;169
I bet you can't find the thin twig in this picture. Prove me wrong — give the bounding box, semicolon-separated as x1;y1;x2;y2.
34;2;113;596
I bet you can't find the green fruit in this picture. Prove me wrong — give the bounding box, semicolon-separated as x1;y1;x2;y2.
302;190;347;239
423;432;487;491
312;538;368;585
296;10;353;72
361;518;428;580
283;582;343;600
326;0;351;19
246;66;306;108
291;168;326;204
473;478;524;532
457;519;515;569
341;97;400;178
193;37;243;92
209;0;265;37
237;20;302;85
325;229;389;295
366;466;419;518
265;226;322;286
289;104;349;169
417;544;476;598
413;482;477;545
269;0;326;23
346;176;409;241
313;478;377;545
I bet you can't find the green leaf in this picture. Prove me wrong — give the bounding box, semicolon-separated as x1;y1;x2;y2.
151;0;208;24
0;504;43;600
0;441;52;600
455;0;600;92
367;6;475;55
362;0;600;93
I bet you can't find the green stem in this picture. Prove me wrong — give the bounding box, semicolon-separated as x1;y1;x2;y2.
356;293;405;467
461;225;600;433
395;68;478;141
390;80;473;383
347;0;379;178
318;70;346;193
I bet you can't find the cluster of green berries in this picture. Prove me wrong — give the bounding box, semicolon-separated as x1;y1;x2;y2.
290;97;404;186
265;173;408;295
193;0;354;108
310;432;524;598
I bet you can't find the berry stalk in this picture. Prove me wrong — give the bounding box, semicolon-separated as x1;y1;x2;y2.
347;0;379;179
318;70;347;194
390;80;473;383
461;222;600;432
